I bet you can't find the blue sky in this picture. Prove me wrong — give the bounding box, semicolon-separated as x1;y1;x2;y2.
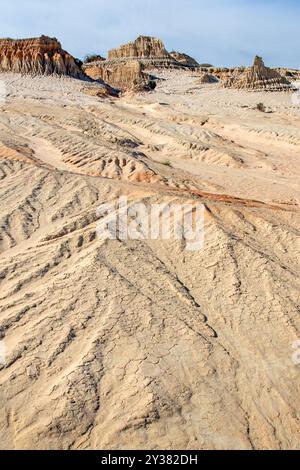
1;0;299;68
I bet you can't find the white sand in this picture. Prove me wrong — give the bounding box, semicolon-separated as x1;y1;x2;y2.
0;71;299;450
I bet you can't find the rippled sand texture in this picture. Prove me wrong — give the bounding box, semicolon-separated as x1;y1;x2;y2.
0;71;299;449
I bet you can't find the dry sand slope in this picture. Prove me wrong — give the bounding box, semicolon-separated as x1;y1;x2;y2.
0;71;299;450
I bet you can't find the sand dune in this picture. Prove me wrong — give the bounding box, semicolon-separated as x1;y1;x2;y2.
0;71;299;449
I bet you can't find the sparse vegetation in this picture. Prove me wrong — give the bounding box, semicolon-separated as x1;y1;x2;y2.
256;102;266;112
147;80;157;91
162;159;173;168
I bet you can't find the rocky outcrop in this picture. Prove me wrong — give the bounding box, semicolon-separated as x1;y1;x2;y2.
84;60;155;92
108;36;170;60
83;36;200;92
212;67;239;81
224;56;293;91
169;51;199;67
0;35;83;77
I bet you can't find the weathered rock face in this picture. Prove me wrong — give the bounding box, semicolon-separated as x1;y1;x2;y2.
0;35;83;77
108;36;170;60
169;51;199;67
84;36;200;92
84;60;154;92
224;56;293;91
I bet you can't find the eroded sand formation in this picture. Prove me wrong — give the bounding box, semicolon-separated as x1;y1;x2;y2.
0;58;299;450
169;51;199;67
224;56;293;91
108;36;170;60
83;60;155;92
0;36;83;77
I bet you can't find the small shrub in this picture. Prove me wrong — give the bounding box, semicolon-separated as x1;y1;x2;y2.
147;80;157;90
256;102;266;112
162;160;173;168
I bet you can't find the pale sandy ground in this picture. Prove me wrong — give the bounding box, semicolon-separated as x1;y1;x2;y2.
0;71;299;450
